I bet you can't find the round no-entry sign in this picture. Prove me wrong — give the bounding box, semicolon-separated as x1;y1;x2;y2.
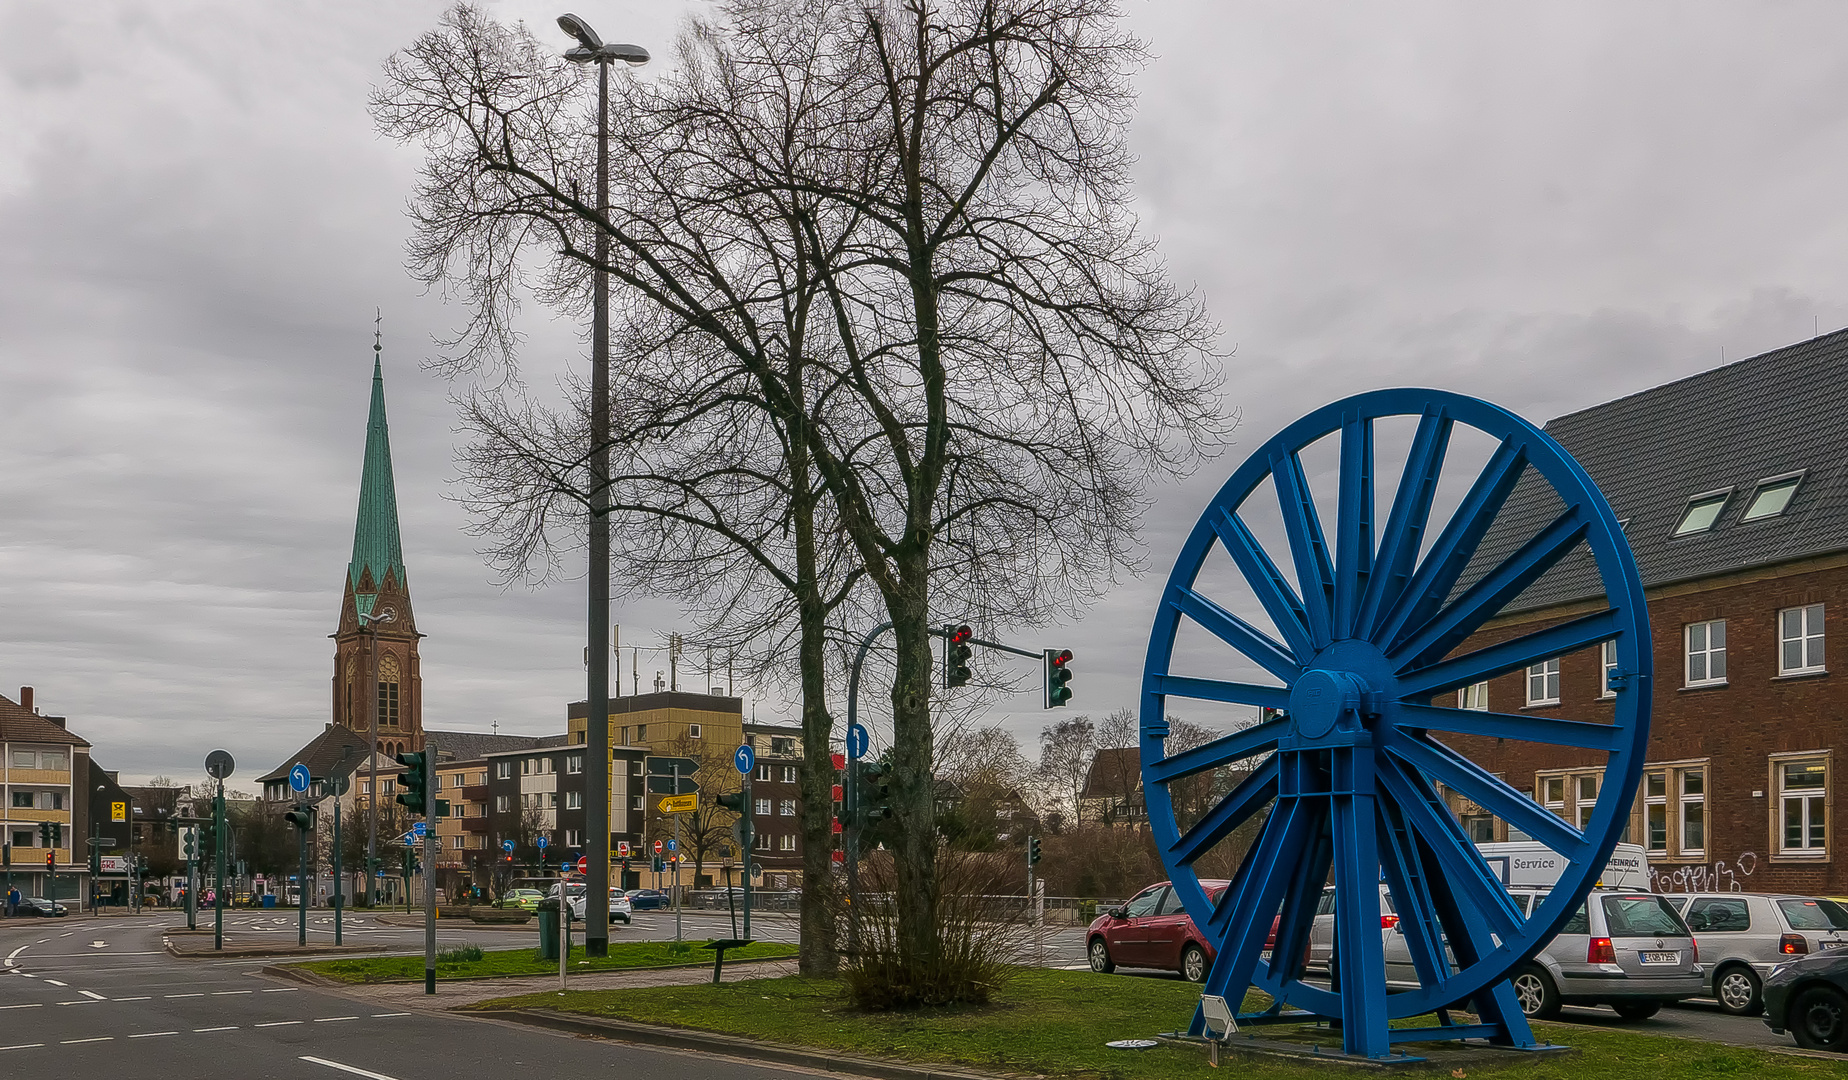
577;856;588;874
653;840;663;854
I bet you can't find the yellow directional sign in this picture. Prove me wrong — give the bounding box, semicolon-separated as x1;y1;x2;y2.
110;801;126;822
657;793;699;814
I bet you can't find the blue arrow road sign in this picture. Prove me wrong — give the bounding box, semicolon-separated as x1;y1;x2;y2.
502;840;515;853
536;835;548;850
402;834;415;847
667;838;677;852
847;723;869;760
288;763;310;793
412;822;427;838
735;744;755;775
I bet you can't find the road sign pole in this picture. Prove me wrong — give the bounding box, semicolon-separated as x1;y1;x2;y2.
333;796;343;946
672;763;683;945
424;754;436;995
742;771;752;940
213;782;226;951
185;843;196;931
297;809;309;946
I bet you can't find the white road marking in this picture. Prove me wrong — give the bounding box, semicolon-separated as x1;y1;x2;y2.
0;1004;43;1011
211;990;252;995
4;945;28;965
194;1026;238;1032
370;1012;410;1017
0;1044;44;1051
57;1000;102;1006
88;941;107;949
255;1020;303;1028
61;1037;113;1044
261;987;298;992
314;1016;359;1022
127;1031;178;1039
58;933;72;938
79;991;106;1000
300;1056;402;1080
164;993;204;998
43;979;66;986
112;996;150;1001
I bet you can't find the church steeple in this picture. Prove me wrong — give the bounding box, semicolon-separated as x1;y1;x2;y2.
332;324;423;755
349;327;406;616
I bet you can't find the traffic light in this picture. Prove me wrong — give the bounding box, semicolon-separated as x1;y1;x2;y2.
38;821;60;848
284;804;316;832
1043;648;1073;708
854;760;892;828
945;624;973;688
715;790;748;815
1028;835;1042;866
394;751;429;814
46;850;54;868
183;828;196;860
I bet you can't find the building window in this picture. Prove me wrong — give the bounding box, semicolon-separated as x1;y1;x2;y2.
565;829;582;846
636;724;646;742
10;750;34;768
519;759;532;776
1680;768;1705;854
779;835;796;852
782;766;797;783
383;779;396;794
567;754;583;774
1540;775;1565;817
771;737;796;756
1536;769;1604;831
1685;620;1727;686
452;835;465;850
1462;815;1494;843
1742;472;1804;522
1780;757;1827;854
1644;770;1669;852
1781;604;1826;676
756;765;772;782
779;799;797;816
495;761;513;779
1673;489;1732;536
755;832;771;850
566;791;583;810
377;654;401;728
688;724;702;739
630;796;643;811
1457;682;1488;711
755;798;772;816
495;795;510;813
10;828;32;848
1574;775;1598;830
1526;659;1561;706
41;751;65;771
1600;640;1618;699
10;791;31;808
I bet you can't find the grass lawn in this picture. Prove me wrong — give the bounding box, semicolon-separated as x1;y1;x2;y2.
296;940;797;984
471;968;1848;1080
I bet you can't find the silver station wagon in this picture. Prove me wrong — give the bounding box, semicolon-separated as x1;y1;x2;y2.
1665;893;1848;1016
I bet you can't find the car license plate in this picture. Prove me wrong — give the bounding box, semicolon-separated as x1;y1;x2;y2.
1825;941;1848;950
1640;951;1678;964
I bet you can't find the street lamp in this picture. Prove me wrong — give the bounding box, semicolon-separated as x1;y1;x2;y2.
556;10;646;960
358;605;395;906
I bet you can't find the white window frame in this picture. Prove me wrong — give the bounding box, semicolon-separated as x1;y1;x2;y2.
1679;767;1706;856
1600;640;1618;699
1457;682;1488;710
1780;604;1826;676
1539;774;1566;818
1776;753;1828;857
1526;658;1561;706
495;761;513;779
39;751;65;771
688;724;702;739
494;795;509;813
1742;471;1804;522
1673;488;1733;536
1644;770;1668;853
565;828;582;846
756;765;772;782
782;766;798;783
779;799;797;816
1685;620;1728;687
565;791;583;810
779;834;796;852
567;754;584;774
754;798;772;816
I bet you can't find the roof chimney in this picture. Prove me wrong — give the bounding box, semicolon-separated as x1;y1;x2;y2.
19;686;32;713
47;716;66;729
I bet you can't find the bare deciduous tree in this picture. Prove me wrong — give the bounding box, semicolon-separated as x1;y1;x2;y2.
1037;715;1097;828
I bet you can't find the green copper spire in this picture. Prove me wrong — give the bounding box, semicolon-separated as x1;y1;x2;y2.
349;331;406;614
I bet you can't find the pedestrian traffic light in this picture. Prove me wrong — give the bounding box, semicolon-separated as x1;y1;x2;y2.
945;624;973;688
854;760;892;828
1028;835;1042;866
394;751;429;814
284;804;316;832
1043;648;1073;708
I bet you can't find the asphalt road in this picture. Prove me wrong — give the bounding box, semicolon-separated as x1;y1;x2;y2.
0;912;829;1080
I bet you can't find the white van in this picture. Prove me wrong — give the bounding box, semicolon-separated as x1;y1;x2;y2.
1476;841;1648;891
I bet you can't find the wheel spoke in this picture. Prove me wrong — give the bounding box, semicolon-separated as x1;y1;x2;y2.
1170;587;1302;684
1371;437;1527;651
1383;732;1588;859
1264;803;1333;983
1168;756;1279;867
1374;755;1525;944
1147;673;1291;711
1147;715;1290;784
1333;415;1375;640
1201;795;1314;1000
1391;702;1626;753
1357;409;1452;639
1272;451;1335;649
1386;505;1588;668
1210;509;1316;660
1396;609;1622;699
1375;799;1449;990
1330;752;1388;1051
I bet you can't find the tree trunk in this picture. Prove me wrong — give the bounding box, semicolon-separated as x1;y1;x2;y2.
887;560;937;971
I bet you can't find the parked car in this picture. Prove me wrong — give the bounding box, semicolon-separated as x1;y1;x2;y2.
498;888;544;912
693;887;748;910
17;897;68;917
568;887;633;924
1666;893;1848;1015
1086;880;1229;983
1763;949;1848;1051
625;888;671;910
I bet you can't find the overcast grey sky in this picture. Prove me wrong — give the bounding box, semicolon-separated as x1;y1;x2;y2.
3;1;1845;786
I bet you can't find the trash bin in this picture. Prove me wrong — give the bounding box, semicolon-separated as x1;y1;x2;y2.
537;899;561;960
261;894;277;909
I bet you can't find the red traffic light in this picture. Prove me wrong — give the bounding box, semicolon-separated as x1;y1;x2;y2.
1052;648;1072;668
47;851;55;867
950;624;972;644
830;752;846;771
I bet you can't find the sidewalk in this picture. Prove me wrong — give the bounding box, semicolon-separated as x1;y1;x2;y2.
276;956;800;1009
165;930;383;959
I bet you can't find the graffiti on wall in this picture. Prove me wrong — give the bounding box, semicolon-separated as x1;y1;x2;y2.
1648;852;1757;893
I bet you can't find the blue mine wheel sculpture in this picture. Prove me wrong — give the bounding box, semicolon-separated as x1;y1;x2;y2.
1140;388;1652;1059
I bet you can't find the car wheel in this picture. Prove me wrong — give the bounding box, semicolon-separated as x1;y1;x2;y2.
1714;965;1763;1017
1181;944;1209;984
1791;986;1848;1052
1611;1001;1661;1021
1088;937;1116;974
1512;965;1561;1020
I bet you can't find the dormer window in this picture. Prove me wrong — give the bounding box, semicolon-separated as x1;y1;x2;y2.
1672;489;1732;536
1741;472;1804;522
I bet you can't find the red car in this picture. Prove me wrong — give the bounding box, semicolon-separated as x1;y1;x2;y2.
1087;879;1229;983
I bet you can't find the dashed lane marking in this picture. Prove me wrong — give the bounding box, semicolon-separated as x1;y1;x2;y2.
255;1020;303;1028
211;990;251;995
112;996;149;1001
0;1045;45;1052
261;987;297;992
43;980;66;987
61;1038;112;1045
370;1013;410;1018
127;1032;178;1039
301;1056;402;1080
0;1004;43;1011
194;1026;238;1033
313;1016;359;1023
164;993;204;998
57;1000;102;1006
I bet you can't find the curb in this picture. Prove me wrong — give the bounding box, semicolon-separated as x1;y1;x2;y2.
162;936;385;960
271;952;797;986
473;1008;1012;1080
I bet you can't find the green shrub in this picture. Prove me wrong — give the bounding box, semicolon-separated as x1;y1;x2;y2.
437;944;484;964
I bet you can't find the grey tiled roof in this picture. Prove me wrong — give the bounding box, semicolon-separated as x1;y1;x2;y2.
424;730;550;764
1472;329;1848;614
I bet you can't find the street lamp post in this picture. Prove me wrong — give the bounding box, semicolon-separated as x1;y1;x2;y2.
557;11;647;959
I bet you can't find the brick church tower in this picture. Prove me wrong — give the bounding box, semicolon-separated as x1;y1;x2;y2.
330;339;423;757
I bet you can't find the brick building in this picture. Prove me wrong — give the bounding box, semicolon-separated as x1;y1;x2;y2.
1452;333;1848;894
